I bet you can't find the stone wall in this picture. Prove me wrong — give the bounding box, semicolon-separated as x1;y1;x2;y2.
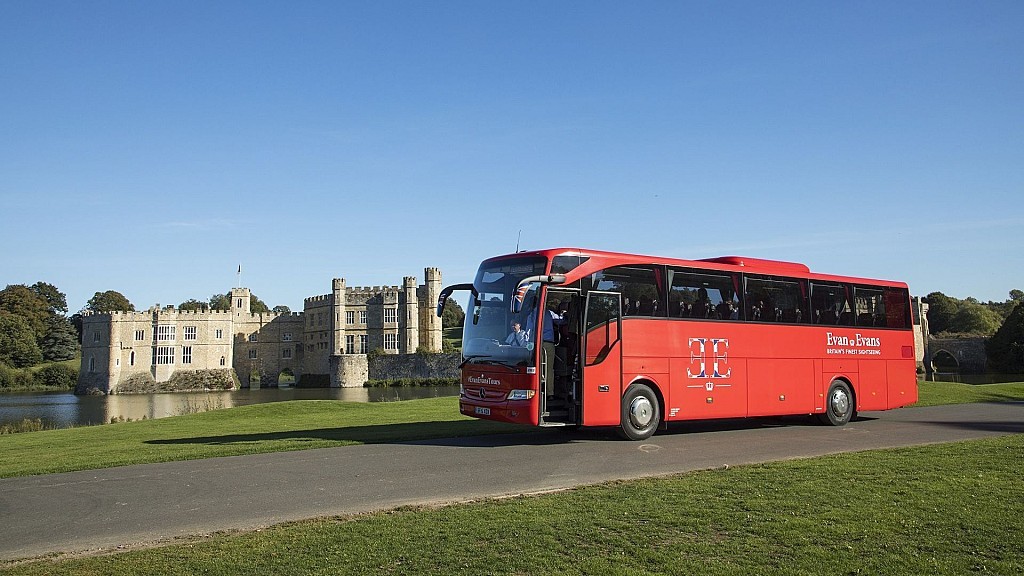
368;352;460;381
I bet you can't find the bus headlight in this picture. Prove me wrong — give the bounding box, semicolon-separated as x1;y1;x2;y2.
506;389;535;401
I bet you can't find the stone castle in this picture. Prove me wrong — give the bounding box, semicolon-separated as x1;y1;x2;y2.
77;268;443;393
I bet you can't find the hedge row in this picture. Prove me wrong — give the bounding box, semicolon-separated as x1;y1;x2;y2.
0;363;78;391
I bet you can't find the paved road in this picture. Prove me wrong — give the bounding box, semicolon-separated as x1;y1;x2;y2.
2;402;1023;561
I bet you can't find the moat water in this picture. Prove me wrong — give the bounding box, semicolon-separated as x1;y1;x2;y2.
0;386;461;429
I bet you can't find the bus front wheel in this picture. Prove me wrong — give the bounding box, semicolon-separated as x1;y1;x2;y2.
619;383;660;440
817;380;855;426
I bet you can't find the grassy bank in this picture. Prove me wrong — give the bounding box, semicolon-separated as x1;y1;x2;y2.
0;398;530;479
912;379;1024;406
4;433;1022;575
1;381;1022;479
0;359;78;392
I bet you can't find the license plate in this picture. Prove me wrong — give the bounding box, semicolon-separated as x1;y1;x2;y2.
475;406;491;416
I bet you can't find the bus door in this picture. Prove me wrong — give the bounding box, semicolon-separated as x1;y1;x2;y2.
540;288;580;425
582;291;622;426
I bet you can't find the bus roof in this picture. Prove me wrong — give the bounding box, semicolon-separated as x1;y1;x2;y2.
484;248;908;289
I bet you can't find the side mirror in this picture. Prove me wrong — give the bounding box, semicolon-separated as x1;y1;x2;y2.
510;274;566;314
436;283;477;317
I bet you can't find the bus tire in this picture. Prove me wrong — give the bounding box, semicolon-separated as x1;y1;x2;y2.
817;380;855;426
618;383;660;440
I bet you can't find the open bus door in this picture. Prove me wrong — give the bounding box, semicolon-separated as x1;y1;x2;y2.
582;291;622;427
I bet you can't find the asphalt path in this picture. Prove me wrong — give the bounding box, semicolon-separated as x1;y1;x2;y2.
2;402;1023;561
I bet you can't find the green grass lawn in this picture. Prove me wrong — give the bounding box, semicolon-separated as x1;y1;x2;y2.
3;433;1022;575
0;398;531;479
2;380;1022;480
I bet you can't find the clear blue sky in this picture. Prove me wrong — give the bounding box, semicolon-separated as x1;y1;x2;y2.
2;1;1021;312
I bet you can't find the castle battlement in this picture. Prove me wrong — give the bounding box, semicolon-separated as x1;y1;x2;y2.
347;285;400;295
153;309;234;316
304;294;333;304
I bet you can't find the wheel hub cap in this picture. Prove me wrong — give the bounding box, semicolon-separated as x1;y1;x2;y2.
629;396;654;428
831;389;850;416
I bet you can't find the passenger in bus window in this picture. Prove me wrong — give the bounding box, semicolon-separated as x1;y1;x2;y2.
692;288;711;319
751;300;764;321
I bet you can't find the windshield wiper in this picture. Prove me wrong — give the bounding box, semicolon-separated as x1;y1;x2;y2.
460;356;519;369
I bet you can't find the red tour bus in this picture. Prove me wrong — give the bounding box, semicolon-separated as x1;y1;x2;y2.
437;248;917;440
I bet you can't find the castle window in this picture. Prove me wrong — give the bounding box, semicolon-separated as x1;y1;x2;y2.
237;298;242;308
346;311;355;325
135;330;145;341
358;335;367;354
182;346;193;364
183;326;197;341
346;335;355;354
384;333;398;351
248;333;258;343
359;310;367;324
88;356;95;372
220;356;226;366
157;325;175;342
384;308;398;324
283;348;292;359
130;351;135;366
248;349;258;359
155;346;175;365
283;332;292;342
318;312;323;326
215;329;223;339
93;332;100;343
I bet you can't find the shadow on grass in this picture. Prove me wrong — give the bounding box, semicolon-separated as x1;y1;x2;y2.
145;413;886;449
144;419;541;447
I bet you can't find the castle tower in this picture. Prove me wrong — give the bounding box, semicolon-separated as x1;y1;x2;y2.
332;278;346;355
231;287;251;317
419;267;443;352
401;276;419;353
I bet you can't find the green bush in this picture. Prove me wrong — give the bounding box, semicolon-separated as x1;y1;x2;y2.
33;363;78;389
0;363;34;390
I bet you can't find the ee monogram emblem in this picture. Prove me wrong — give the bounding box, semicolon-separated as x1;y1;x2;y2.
687;338;732;392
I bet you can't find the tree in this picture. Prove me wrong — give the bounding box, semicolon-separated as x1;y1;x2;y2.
1011;289;1024;303
40;316;79;362
29;281;68;316
250;295;270;314
986;303;1024;373
442;298;465;328
0;284;51;339
209;293;231;311
208;292;270;313
925;292;957;335
87;290;135;313
0;312;43;368
950;302;1002;335
179;299;209;311
272;305;291;315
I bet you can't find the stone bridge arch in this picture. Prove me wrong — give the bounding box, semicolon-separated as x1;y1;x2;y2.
926;337;987;374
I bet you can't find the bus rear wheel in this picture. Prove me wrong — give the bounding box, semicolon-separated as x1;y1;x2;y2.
618;383;660;440
817;380;855;426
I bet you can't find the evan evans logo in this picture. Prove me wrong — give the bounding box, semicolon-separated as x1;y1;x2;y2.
826;332;882;356
467;375;501;386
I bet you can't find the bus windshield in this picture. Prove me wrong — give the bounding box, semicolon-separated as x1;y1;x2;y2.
462;256;547;368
